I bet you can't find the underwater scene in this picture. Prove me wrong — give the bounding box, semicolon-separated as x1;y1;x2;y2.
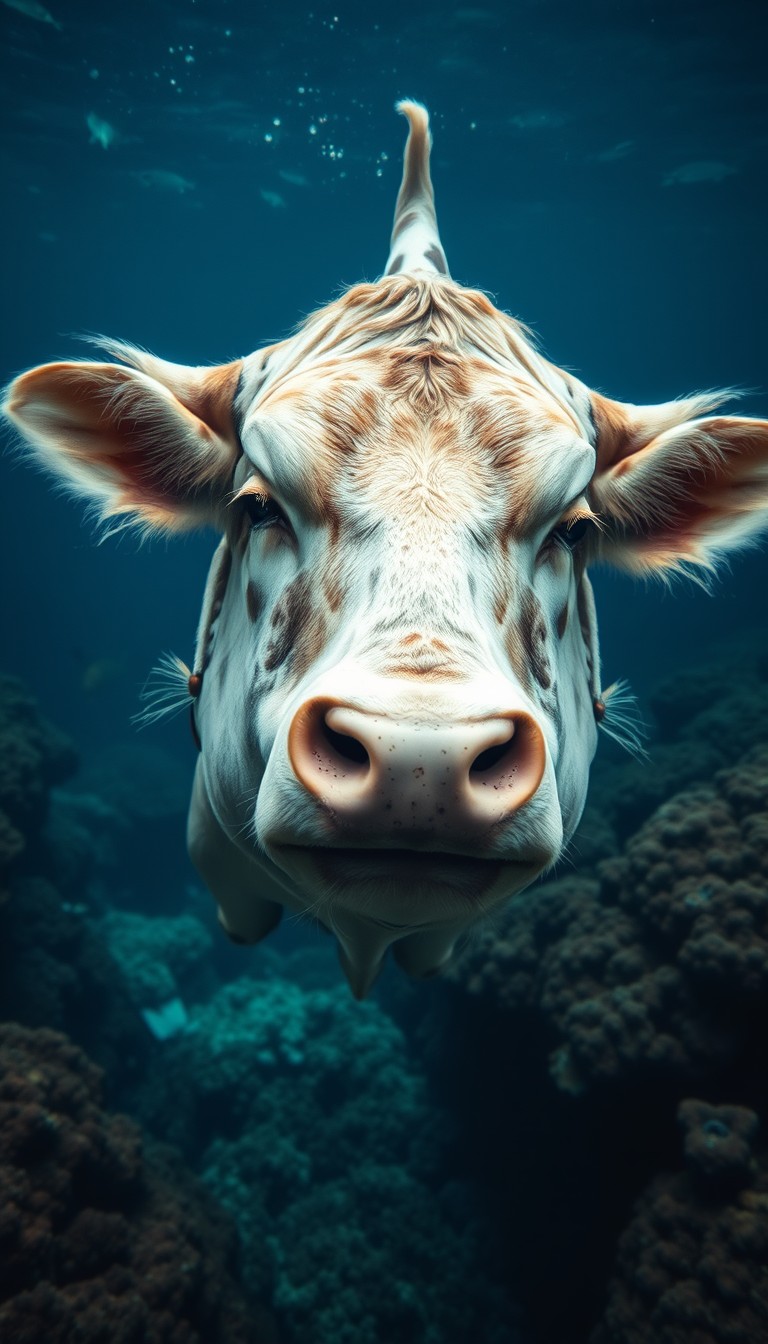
1;0;767;1340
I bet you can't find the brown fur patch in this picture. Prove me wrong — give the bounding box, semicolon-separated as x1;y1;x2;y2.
424;244;448;275
380;347;471;410
263;572;327;680
246;580;263;624
556;603;569;639
392;208;420;238
380;662;463;681
493;584;509;626
516;588;552;691
323;573;343;614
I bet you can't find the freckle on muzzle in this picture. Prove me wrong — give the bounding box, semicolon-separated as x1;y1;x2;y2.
287;695;546;846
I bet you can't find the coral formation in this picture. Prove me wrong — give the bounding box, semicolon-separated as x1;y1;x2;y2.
451;746;768;1098
0;675;77;902
134;972;525;1343
0;1023;271;1343
593;1100;768;1343
98;910;215;1010
0;875;148;1087
573;648;768;860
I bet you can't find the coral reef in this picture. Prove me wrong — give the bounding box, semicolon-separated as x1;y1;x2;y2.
573;646;768;860
98;910;216;1034
0;875;148;1087
0;675;77;902
134;972;525;1344
0;1023;272;1343
450;746;768;1098
593;1100;768;1343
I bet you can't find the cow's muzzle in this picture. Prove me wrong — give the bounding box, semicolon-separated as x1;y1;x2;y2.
286;696;546;845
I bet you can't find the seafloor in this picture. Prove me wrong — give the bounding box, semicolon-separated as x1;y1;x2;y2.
1;640;767;1343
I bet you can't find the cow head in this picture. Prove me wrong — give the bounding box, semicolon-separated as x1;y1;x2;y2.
6;103;768;994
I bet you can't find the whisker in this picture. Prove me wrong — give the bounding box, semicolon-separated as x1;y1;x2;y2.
133;652;192;729
599;679;648;760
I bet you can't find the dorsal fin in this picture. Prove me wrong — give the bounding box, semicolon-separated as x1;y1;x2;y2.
384;100;450;279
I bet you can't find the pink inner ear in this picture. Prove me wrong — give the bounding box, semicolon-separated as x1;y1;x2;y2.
7;358;244;530
592;412;768;570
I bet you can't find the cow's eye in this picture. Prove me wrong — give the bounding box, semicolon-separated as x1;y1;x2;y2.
549;515;593;551
242;492;288;531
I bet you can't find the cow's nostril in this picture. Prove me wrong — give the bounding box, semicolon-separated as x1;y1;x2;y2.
466;713;545;813
470;736;514;775
321;720;370;767
288;698;373;801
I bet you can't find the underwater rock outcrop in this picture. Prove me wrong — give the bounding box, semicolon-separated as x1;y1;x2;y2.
0;1023;272;1343
592;1099;768;1343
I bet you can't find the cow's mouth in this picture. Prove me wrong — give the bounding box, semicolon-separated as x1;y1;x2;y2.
308;846;501;886
271;842;543;917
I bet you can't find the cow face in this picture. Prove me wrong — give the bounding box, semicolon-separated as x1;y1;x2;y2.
5;104;768;994
203;278;599;944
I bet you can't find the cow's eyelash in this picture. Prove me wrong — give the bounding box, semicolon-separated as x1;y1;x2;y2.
230;480;289;531
539;506;602;557
230;476;274;506
560;501;603;529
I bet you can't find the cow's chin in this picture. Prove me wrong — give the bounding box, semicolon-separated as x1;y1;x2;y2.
268;843;546;925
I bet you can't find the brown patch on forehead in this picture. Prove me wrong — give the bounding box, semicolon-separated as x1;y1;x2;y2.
381;346;471;409
320;382;381;457
263;571;327;681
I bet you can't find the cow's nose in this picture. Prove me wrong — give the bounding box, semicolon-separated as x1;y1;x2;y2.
287;697;546;837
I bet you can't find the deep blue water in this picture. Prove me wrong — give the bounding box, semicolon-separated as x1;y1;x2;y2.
1;3;767;1341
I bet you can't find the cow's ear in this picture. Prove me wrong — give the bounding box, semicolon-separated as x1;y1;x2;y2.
590;391;768;576
3;347;243;534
